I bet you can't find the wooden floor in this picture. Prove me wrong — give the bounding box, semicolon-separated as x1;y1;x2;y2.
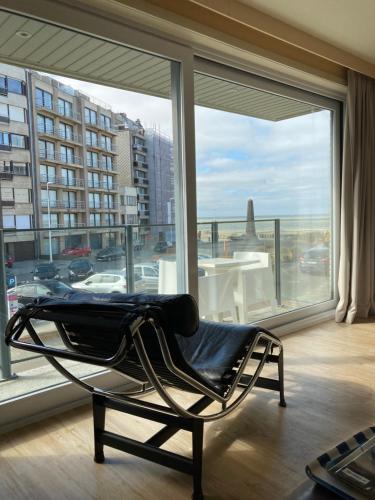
1;320;374;500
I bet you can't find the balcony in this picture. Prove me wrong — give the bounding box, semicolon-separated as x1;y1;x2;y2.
39;151;83;166
132;143;147;153
1;200;15;207
137;194;149;202
37;126;82;144
133;160;148;169
40;174;85;188
35;100;81;122
41;200;86;210
99;160;117;171
89;202;119;210
138;209;150;218
134;177;149;186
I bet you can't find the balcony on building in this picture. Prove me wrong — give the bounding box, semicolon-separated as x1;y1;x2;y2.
133;160;148;169
134;177;149;186
132;143;147;153
39;151;83;166
37;125;82;145
40;174;85;189
41;200;86;210
35;99;81;122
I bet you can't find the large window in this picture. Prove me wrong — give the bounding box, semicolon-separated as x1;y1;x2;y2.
194;67;339;324
35;87;52;109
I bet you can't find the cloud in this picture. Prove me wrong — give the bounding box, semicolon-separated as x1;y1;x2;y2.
49;73;333;219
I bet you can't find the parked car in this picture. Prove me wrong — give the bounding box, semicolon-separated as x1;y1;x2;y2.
31;263;60;281
68;258;94;282
7;280;73;306
6;270;16;289
153;241;174;253
62;246;91;257
299;246;330;275
71;271;144;293
134;263;159;291
96;246;125;262
5;255;14;268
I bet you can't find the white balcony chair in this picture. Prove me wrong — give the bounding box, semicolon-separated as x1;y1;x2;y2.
198;271;237;322
234;266;277;323
158;259;177;294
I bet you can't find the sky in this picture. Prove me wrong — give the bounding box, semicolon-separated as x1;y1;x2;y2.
52;74;332;219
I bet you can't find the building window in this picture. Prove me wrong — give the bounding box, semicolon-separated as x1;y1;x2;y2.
35;88;53;109
62;191;77;208
42;213;58;228
126;195;137;205
135;153;146;162
104;213;115;226
61;168;76;187
100;114;111;130
2;215;31;229
59;122;73;141
1;133;28;149
101;135;112;151
89;192;100;208
135;169;146;179
89;212;101;226
86;130;98;147
102;174;113;189
60;145;74;163
86;151;99;167
102;155;113;170
41;189;57;208
10;134;27;149
88;172;100;188
7;78;24;95
39;139;55;159
58;98;73;118
64;213;77;227
40;164;56;183
85;107;97;125
127;214;137;225
37;114;54;134
0;104;26;123
1;161;29;176
103;194;114;208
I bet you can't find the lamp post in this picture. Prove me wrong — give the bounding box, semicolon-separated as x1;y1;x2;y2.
46;181;53;262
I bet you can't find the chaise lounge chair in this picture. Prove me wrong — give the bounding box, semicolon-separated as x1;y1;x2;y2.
5;292;286;499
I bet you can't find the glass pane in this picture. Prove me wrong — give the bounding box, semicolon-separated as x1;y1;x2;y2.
194;72;334;323
0;45;177;404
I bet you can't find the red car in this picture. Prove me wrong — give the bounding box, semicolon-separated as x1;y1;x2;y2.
62;246;91;257
5;255;14;268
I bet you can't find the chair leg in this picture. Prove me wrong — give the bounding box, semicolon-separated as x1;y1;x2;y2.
93;394;106;463
278;347;287;407
192;418;204;500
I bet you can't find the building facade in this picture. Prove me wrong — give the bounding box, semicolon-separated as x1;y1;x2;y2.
29;72;121;255
0;63;34;260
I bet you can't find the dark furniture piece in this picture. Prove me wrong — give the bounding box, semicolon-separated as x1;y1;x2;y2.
6;292;286;499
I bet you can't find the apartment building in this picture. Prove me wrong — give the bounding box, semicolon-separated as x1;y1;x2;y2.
145;128;174;225
29;72;121;254
0;63;34;260
116;114;150;245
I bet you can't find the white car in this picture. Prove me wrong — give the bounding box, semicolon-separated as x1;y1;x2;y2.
71;272;144;293
134;264;159;291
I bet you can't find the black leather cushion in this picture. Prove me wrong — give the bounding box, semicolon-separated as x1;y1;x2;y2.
177;320;262;395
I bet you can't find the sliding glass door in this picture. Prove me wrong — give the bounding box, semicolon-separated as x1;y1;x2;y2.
194;59;340;325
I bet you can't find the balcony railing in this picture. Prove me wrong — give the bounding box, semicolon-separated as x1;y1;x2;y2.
101;141;116;153
132;143;147;153
0;218;333;388
37;126;82;144
88;181;118;190
41;200;86;209
134;177;149;185
133;160;148;168
39;151;82;165
40;174;85;188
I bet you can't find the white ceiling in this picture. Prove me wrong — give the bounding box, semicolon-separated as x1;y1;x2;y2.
238;0;375;65
0;9;320;121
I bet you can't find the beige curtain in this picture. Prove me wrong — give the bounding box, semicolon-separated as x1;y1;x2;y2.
336;70;375;323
